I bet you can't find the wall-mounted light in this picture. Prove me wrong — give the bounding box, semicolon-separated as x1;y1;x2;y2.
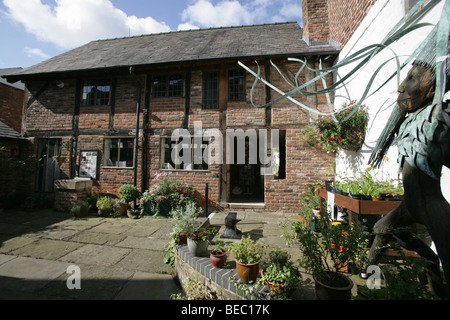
56;80;65;88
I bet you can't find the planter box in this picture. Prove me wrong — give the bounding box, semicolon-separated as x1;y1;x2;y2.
316;188;401;217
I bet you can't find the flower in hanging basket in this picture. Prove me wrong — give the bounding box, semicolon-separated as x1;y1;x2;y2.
300;101;369;153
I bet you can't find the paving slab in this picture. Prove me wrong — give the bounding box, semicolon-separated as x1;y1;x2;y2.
67;230;126;246
0;256;71;293
114;271;182;300
25;228;80;240
59;244;132;267
115;248;172;274
0;236;36;254
50;218;104;231
37;263;135;300
115;235;168;250
88;222;133;235
0;223;33;236
11;238;83;260
123;225;160;237
0;253;16;266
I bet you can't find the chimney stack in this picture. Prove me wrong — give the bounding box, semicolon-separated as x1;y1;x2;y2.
302;0;330;46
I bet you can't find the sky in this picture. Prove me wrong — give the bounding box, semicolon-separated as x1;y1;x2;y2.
0;0;303;69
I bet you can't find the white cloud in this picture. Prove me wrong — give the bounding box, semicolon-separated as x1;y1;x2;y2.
180;0;302;28
24;46;50;60
181;0;254;28
177;23;200;31
3;0;171;49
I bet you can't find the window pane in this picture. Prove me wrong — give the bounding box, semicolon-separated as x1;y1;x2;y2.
153;76;167;97
168;74;183;97
96;80;111;105
119;138;134;167
104;138;119;166
82;80;110;106
82;80;96;105
203;72;218;109
228;69;245;101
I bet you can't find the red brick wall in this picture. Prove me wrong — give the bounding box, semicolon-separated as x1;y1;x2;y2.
302;0;376;48
24;80;75;132
328;0;376;48
0;83;24;133
302;0;330;44
21;58;336;212
0;138;35;206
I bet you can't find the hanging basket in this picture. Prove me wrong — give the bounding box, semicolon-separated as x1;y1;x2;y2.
341;127;365;152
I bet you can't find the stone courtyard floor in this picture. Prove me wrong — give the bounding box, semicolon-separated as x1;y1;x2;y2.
0;208;366;300
0;209;181;300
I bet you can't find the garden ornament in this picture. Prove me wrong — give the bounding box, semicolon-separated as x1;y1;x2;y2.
368;3;450;298
220;212;242;239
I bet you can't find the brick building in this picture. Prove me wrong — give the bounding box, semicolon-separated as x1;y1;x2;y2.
2;1;379;212
0;68;34;206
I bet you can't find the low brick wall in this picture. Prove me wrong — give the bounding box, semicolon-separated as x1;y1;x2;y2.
54;179;93;212
174;245;268;300
54;189;89;212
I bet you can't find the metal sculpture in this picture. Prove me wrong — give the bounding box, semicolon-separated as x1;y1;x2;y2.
240;0;449;298
367;23;450;298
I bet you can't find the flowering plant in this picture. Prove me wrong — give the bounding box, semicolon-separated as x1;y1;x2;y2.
188;228;210;241
139;172;197;213
283;216;368;287
301;101;369;153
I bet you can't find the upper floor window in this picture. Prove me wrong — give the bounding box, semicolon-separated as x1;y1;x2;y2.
228;69;246;101
203;72;219;109
82;79;111;106
152;74;183;98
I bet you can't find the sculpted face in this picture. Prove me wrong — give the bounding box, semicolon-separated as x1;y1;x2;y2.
397;65;435;112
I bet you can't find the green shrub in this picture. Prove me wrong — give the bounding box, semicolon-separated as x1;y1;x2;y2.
118;184;140;203
70;201;89;218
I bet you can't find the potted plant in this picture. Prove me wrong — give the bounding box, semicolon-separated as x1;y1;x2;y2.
169;201;201;244
140;174;197;217
298;184;321;224
96;196;114;217
118;184;140;215
229;235;266;284
210;241;228;268
187;227;210;257
261;246;301;298
283;216;367;300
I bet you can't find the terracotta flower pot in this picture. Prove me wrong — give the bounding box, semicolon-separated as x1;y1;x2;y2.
235;260;259;284
120;202;129;215
261;268;301;297
178;233;187;245
210;250;227;268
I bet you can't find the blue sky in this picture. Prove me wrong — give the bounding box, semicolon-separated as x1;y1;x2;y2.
0;0;303;69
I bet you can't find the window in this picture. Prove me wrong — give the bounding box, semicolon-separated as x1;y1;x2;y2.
161;137;209;170
103;138;134;168
152;74;183;97
82;79;111;106
203;72;219;109
228;69;245;101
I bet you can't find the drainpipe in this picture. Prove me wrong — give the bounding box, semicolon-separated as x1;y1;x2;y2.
130;67;142;209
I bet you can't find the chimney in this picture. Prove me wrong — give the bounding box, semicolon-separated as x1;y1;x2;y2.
302;0;330;46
